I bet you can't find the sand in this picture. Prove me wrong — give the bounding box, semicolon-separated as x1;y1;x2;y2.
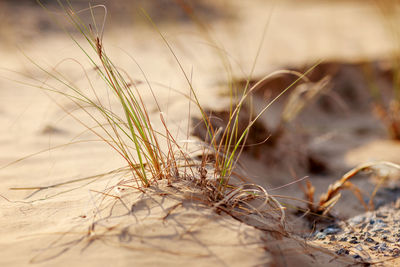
1;0;400;266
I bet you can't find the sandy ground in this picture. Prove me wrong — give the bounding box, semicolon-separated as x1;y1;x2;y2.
1;0;400;266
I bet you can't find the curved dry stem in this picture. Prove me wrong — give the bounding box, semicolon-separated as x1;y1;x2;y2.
317;161;400;214
212;183;286;229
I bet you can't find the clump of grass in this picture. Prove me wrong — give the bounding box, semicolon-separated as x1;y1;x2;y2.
4;1;312;230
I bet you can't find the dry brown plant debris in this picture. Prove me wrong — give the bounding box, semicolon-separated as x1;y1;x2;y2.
304;161;400;216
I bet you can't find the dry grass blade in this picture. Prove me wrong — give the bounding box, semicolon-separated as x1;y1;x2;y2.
211;183;286;229
306;161;400;215
281;76;331;123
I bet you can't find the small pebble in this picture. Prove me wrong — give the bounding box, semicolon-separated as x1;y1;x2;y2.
315;232;326;240
323;225;341;235
365;237;375;243
336;248;350;255
376;213;388;219
375;243;387;252
350;215;365;226
373;220;387;231
355;244;363;251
